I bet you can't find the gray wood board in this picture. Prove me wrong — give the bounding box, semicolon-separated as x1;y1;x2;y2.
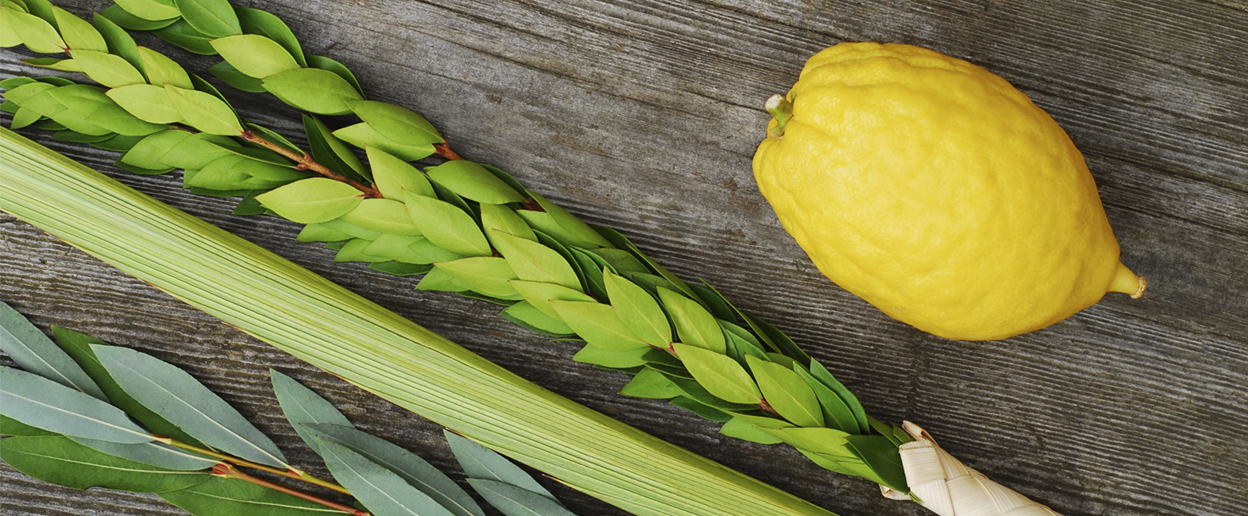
1;0;1245;515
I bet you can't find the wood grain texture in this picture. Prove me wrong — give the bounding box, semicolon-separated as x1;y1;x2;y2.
2;1;1245;515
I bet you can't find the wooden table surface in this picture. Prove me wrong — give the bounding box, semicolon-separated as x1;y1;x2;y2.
2;1;1246;515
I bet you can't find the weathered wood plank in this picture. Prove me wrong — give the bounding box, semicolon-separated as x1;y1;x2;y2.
2;0;1246;515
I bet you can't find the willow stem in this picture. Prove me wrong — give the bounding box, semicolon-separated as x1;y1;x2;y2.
239;130;382;198
157;436;352;495
212;463;369;516
434;141;463;161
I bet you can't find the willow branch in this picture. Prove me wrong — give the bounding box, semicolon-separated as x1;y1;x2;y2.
157;436;351;495
212;463;369;516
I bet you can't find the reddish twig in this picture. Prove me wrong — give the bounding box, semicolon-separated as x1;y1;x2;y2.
240;130;382;198
434;142;463;161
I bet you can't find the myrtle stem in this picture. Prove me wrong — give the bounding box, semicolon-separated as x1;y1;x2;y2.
213;463;369;516
157;436;352;495
434;141;464;161
239;130;382;198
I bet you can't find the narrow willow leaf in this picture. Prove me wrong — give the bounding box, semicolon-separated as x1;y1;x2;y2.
446;431;556;503
334;122;432;162
340;198;422;236
0;366;152;443
349;100;442;146
2;414;57;437
52;7;106;52
549;301;648;352
71;50;146;88
257;178;364;224
669;396;732;423
492;231;581;291
173;0;240;38
137;46;193;89
404;190;491;256
501;302;575;337
792;365;860;434
263;68;362;116
93;345;289;469
435;257;521;300
618;366;681;399
469;479;577;516
0;436;211;491
107;84;182;124
719;417;784;445
658;287;726;354
8;10;64;53
304;114;368;182
746;355;823;428
112;0;181;23
368;146;433;199
846;435;908;492
509;280;595;321
210;34;299;79
70;437;218;471
424;161;523;205
316;436;457;516
0;301;106;399
811;360;870;434
235;7;306;67
99;4;177;31
369;261;433;276
160;476;342;516
672;343;760;405
270;370;352;456
481;203;536;243
604;269;671;348
154;19;217;56
306;55;364;95
306;424;485;516
165;84;242;136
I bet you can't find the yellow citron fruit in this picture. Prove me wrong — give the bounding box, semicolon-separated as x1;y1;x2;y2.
752;42;1145;341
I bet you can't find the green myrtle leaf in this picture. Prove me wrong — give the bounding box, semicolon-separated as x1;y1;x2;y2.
405;236;464;264
1;77;40;92
348;99;441;146
235;7;305;66
573;343;649;370
71;50;146;88
113;0;180;23
333;122;432;161
425;160;524;205
657;287;726;354
468;479;576;516
304;114;368;182
93;345;289;469
107;83;182;124
93;134;147;152
69;437;218;471
719;417;786;445
721;320;767;361
10;107;42;129
159;132;238;169
50;130;113;144
491;231;581;291
313;218;382;241
256;177;364;224
416;267;472;293
741;312;811;367
811;360;870;434
0;436;211;491
270;370;352;456
212;142;294;168
232;193;266;216
669;396;732;423
208;60;266;92
210;34;299;79
306;54;364;96
153;19;217;55
745;355;823;428
340;198;422;236
604;269;671;348
523;191;612;248
244;123;302;156
0;366;152;443
566;248;611;300
478;164;528;198
434;257;521;300
160;475;339;516
793;364;861;434
846;435;908;492
671;343;761;405
549;300;649;352
165;84;242;135
618;366;681;399
22;57;80;72
8;9;64;53
481;203;536;243
136;46;193;89
366;147;432;201
3;81;57;109
263;67;362;115
100;4;177;30
334;238;384;263
596;226;707;304
501;302;576;337
762;426;851;456
185;156;250;190
121;129;193;170
48;85;163;136
118;160;174;176
173;0;240;38
369;262;433;276
0;301;106;400
362;234;425;263
297;222;352;243
689;282;737;321
314;436;457;516
51;7;106;52
1;3;25;48
90;14;144;76
404;190;491;256
642;348;690;376
305;424;485;516
508;280;595;321
445;431;556;503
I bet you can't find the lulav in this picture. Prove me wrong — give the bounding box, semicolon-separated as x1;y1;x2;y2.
2;0;918;497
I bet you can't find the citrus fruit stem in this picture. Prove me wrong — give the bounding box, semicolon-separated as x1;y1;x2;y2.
765;94;793;138
1109;262;1147;299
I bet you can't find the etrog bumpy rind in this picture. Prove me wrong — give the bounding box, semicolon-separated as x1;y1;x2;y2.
753;42;1144;341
